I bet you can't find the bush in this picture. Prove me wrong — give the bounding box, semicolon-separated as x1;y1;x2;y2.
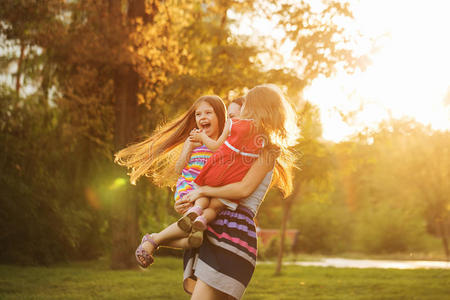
353;203;429;254
291;201;352;254
0;89;106;264
258;235;292;260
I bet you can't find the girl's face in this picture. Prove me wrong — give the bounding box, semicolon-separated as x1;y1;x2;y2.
195;101;219;140
228;102;241;119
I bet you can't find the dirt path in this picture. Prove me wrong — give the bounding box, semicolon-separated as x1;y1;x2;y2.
287;258;450;269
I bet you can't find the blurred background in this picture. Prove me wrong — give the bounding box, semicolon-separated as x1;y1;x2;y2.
0;0;448;270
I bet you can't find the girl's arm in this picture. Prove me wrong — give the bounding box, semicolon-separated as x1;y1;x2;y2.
174;136;201;174
192;119;231;151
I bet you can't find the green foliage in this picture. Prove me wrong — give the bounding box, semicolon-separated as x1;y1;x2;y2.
353;203;429;254
0;86;105;264
4;0;445;266
258;235;293;260
329;119;449;256
291;201;352;254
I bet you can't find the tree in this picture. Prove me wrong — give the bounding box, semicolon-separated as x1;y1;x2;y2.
329;119;449;257
0;0;63;100
269;0;369;274
416;131;450;259
275;102;333;274
0;0;372;266
378;121;450;259
55;0;185;268
0;1;108;265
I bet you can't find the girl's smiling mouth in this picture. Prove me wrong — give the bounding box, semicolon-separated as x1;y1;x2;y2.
199;122;211;130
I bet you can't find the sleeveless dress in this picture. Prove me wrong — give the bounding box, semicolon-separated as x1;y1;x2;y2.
183;170;274;299
174;145;213;202
194;119;263;187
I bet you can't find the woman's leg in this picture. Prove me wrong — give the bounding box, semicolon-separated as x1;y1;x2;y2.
191;279;229;300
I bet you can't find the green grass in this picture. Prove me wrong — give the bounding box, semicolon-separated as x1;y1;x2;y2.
0;257;448;300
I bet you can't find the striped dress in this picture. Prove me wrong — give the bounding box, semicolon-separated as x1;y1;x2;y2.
183;171;273;299
174;145;213;202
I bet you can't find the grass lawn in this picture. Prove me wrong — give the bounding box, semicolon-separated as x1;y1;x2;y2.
0;256;448;300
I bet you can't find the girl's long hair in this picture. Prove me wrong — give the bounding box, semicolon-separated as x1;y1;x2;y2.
115;95;226;185
242;84;300;197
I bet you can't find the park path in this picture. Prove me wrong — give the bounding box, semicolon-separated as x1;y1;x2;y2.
262;258;450;269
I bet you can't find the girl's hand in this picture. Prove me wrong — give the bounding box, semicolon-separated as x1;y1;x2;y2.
186;132;201;150
174;197;192;215
183;188;203;203
191;130;209;143
189;129;204;143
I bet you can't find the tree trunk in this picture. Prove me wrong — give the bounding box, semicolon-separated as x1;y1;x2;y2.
275;186;301;275
218;7;229;46
16;40;26;98
438;221;449;261
109;0;154;270
110;64;139;269
275;198;291;275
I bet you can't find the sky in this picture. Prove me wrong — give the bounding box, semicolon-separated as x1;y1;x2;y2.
232;0;450;142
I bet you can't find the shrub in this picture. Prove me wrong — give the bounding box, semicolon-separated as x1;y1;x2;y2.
258;235;292;260
291;201;352;254
354;203;429;254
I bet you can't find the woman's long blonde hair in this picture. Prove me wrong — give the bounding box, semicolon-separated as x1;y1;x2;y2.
115;95;227;185
242;84;300;197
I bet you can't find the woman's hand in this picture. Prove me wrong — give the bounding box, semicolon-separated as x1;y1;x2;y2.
174;197;193;215
183;188;204;203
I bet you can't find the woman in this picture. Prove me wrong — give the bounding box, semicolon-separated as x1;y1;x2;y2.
177;155;275;299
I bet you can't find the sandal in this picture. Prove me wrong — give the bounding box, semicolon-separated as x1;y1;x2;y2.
177;206;203;232
186;205;203;220
188;230;204;248
135;233;159;268
192;215;208;231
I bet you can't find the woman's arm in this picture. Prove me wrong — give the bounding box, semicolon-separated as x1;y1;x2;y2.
184;153;275;203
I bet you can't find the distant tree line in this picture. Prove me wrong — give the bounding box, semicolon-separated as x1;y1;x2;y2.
3;0;446;269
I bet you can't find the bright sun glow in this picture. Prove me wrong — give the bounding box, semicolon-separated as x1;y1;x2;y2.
304;0;450;142
232;0;450;142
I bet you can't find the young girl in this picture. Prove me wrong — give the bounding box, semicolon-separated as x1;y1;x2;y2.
114;95;227;268
176;101;265;235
